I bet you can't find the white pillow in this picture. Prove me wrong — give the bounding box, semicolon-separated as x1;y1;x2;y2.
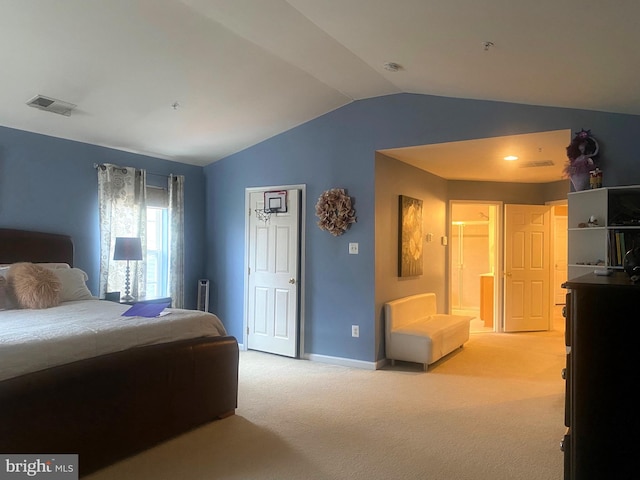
0;263;70;277
53;268;95;302
38;263;71;270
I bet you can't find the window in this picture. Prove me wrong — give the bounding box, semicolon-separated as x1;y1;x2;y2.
98;166;182;304
146;207;168;297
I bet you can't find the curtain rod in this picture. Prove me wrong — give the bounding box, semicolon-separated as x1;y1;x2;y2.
94;163;178;180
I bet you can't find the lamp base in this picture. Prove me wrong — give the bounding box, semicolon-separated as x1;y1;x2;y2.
122;261;135;302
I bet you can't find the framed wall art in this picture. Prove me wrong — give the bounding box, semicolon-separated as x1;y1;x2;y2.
398;195;423;277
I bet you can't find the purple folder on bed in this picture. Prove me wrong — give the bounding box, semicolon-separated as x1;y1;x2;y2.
121;302;170;318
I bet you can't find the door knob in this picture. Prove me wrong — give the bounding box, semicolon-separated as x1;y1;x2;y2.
505;272;512;277
289;278;296;284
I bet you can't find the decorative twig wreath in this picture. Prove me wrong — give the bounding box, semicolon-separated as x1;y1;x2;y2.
315;188;356;236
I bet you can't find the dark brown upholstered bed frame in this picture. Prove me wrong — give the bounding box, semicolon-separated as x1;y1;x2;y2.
0;228;239;477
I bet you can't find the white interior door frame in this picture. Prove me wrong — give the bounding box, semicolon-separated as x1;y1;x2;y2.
495;203;505;333
447;200;504;332
243;184;306;357
546;199;568;306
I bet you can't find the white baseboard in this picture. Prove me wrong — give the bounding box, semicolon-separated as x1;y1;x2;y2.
304;353;381;370
240;344;386;370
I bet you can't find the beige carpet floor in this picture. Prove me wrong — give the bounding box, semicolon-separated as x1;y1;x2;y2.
86;329;566;480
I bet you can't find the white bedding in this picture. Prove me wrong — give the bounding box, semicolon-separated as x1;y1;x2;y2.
0;299;227;381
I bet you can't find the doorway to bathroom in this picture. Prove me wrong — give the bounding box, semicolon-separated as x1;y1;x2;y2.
449;201;501;333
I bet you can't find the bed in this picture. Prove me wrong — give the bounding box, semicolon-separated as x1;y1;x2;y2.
0;228;239;477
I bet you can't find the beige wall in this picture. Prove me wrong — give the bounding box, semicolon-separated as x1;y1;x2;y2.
374;155;571;360
448;179;569;203
374;153;449;360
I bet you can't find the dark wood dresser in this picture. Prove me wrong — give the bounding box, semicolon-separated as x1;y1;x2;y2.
562;272;639;479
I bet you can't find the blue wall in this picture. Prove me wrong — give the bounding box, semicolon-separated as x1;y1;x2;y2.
204;93;640;363
3;93;640;362
0;127;207;309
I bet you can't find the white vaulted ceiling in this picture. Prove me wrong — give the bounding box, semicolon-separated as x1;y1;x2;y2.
0;1;637;181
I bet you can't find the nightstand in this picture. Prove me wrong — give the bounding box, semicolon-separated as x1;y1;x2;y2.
119;296;172;307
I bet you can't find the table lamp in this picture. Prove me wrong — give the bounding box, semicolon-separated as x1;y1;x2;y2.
113;237;142;301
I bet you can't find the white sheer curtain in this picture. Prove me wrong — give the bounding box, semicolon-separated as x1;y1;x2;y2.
168;174;185;308
97;164;147;299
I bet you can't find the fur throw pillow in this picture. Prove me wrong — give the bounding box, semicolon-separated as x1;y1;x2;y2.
7;262;62;309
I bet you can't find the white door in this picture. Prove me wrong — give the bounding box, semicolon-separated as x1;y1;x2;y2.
247;189;300;357
554;214;568;305
504;204;551;332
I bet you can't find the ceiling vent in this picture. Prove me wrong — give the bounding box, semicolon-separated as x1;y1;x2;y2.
519;160;555;168
26;95;76;117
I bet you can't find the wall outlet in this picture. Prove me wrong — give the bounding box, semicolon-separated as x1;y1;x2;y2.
349;242;359;254
351;325;359;337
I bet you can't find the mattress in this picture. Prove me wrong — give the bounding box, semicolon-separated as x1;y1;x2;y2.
0;299;227;381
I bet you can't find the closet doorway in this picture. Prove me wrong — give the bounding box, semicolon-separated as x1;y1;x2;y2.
449;201;501;333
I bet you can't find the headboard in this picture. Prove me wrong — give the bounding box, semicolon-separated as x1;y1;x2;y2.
0;228;74;266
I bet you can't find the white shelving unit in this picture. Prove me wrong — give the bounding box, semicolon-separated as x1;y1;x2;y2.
568;186;640;279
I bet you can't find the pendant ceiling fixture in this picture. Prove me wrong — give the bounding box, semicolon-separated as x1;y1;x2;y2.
483;41;495;51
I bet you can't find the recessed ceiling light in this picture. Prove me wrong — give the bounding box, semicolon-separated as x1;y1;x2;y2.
504;155;518;161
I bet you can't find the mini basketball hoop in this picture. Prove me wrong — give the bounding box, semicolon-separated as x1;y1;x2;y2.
255;190;288;222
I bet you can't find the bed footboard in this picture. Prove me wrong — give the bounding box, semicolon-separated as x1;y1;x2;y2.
0;335;239;477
